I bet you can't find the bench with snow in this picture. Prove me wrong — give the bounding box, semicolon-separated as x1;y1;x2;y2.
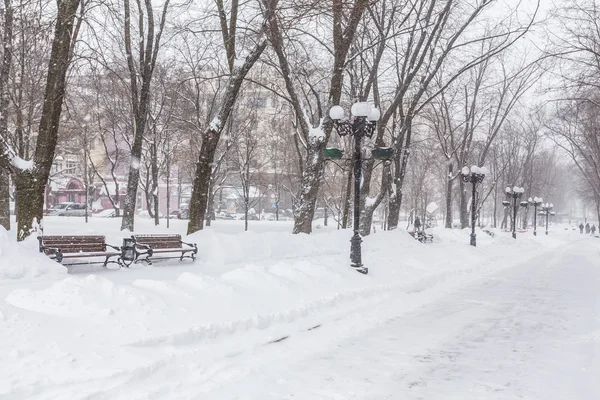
38;235;122;267
131;234;197;265
408;231;434;243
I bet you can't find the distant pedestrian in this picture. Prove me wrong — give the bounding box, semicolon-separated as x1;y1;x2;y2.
579;223;584;234
592;225;597;235
586;222;591;234
414;217;421;232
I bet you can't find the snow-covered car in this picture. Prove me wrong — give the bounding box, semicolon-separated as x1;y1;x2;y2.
46;202;89;217
95;209;118;218
137;210;164;219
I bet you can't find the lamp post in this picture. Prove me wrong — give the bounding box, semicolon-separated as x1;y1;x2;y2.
461;165;488;246
505;186;525;239
541;203;554;235
329;102;381;275
528;197;543;236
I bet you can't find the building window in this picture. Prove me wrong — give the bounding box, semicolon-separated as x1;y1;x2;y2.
66;160;77;174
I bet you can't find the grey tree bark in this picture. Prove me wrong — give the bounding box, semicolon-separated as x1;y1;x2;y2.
0;0;13;231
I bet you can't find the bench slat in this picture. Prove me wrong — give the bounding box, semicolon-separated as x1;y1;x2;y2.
61;251;121;258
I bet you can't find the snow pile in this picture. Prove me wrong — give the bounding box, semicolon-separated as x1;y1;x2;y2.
0;218;589;398
0;227;65;281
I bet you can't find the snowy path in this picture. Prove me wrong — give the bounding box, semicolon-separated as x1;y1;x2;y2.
26;239;596;400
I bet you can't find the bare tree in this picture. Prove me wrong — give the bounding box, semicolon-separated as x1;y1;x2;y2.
186;0;275;235
0;0;81;240
120;0;172;231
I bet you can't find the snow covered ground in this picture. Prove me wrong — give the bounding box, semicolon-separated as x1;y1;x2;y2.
0;218;598;399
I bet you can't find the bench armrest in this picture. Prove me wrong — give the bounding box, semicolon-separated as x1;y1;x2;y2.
180;240;198;254
106;243;122;252
134;242;152;250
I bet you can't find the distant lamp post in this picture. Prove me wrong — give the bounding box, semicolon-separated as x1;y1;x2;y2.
329;102;381;275
505;186;526;239
461;165;488;246
528;197;543;236
541;203;554;235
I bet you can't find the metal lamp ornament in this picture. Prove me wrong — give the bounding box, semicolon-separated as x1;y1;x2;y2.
505;186;526;239
461;165;488;246
329;102;381;275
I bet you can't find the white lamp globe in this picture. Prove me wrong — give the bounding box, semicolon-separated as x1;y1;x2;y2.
506;187;511;193
471;165;480;174
367;107;380;121
480;166;489;175
513;186;520;193
462;166;470;175
550;203;553;208
528;197;533;202
329;105;344;120
351;102;371;117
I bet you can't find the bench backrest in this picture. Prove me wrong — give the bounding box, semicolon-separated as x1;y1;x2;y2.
38;235;107;254
132;234;182;249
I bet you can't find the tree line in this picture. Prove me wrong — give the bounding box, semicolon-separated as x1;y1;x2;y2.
0;0;598;241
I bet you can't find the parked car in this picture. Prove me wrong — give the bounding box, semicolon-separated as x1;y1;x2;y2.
169;208;189;219
95;208;118;218
46;202;89;217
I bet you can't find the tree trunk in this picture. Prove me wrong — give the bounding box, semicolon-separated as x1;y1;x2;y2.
0;1;12;231
188;134;219;234
387;158;402;230
14;0;80;241
0;170;9;230
445;163;453;228
15;172;45;239
459;179;468;229
292;145;325;233
205;186;214;227
152;141;159;226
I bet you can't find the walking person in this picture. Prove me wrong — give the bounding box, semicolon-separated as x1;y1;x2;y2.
585;222;590;234
591;225;596;235
579;223;584;234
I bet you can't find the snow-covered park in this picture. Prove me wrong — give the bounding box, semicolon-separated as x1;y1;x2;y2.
0;218;598;399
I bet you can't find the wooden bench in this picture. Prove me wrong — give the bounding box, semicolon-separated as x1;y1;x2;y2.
408;231;434;243
131;234;197;265
38;235;122;267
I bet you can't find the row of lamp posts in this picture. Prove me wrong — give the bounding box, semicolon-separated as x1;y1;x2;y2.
325;102;555;274
456;169;556;246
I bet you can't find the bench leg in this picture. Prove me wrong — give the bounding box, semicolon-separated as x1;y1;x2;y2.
104;256;122;268
179;251;196;261
135;255;153;266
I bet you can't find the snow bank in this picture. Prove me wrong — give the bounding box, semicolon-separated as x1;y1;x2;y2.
0;227;66;281
0;218;580;398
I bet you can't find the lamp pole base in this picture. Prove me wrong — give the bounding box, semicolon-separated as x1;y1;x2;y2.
350;233;367;274
470;232;476;247
352;266;369;275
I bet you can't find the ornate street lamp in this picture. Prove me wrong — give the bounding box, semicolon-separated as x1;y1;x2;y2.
329;102;381;275
528;197;543;236
461;165;488;246
505;186;526;239
541;203;554;235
